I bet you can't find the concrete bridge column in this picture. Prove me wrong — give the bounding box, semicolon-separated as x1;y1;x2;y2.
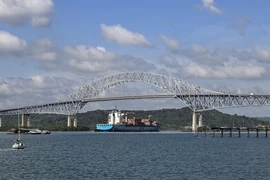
198;113;203;127
73;117;77;128
0;117;2;127
192;111;197;132
67;115;71;127
27;116;31;127
21;114;25;127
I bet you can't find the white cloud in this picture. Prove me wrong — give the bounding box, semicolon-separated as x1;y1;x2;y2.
69;58;111;73
64;45;156;74
116;55;156;72
159;35;181;53
64;45;116;73
34;52;56;62
29;39;57;63
0;75;81;109
159;36;226;65
232;46;270;63
101;24;152;47
0;35;156;75
253;46;270;62
96;46;106;52
35;39;53;48
64;45;116;62
0;31;26;54
185;63;266;79
0;0;54;27
31;75;46;88
201;0;222;14
187;44;226;65
0;38;60;69
190;44;207;54
32;16;51;27
159;56;180;68
29;75;70;89
0;82;10;96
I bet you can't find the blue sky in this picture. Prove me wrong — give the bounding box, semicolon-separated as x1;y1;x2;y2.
0;0;270;117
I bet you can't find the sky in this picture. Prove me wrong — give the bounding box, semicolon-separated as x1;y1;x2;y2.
0;0;270;117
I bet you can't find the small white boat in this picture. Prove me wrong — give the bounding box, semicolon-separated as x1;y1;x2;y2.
28;129;42;134
12;139;25;149
41;130;51;134
12;108;25;150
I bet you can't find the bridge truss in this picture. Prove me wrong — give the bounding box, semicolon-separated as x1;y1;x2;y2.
0;72;270;116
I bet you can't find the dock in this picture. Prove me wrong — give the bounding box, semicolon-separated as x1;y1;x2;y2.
198;127;269;138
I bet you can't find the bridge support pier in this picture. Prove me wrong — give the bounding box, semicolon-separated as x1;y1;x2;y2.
73;117;77;128
67;115;78;128
192;112;197;134
0;117;2;127
27;116;31;127
21;114;25;127
192;112;203;134
21;114;31;127
67;115;71;127
198;113;203;127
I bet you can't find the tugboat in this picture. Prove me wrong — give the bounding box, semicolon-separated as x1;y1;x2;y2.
95;107;160;132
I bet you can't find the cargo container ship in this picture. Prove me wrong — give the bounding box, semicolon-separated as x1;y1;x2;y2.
95;107;160;132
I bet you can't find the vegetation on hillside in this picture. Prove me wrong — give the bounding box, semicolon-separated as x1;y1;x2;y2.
0;107;268;131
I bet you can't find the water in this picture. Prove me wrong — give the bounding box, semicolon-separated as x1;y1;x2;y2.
0;131;270;180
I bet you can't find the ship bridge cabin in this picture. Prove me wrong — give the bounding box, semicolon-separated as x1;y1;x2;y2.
108;109;124;125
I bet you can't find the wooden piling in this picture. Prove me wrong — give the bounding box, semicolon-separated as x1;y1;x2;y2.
246;129;250;137
220;129;223;137
211;130;215;137
229;129;232;137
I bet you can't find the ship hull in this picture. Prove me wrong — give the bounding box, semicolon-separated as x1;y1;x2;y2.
95;125;160;132
96;124;113;131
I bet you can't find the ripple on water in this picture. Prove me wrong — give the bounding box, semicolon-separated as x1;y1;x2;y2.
0;132;270;180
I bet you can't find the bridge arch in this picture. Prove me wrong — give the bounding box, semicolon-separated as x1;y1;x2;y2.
1;72;270;118
61;72;224;111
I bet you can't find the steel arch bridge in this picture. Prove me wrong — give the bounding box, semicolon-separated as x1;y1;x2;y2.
1;71;270;116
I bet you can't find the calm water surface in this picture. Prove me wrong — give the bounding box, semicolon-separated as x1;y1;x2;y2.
0;131;269;180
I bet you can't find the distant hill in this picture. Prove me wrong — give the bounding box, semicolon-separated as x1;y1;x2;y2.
256;117;270;123
0;107;268;131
